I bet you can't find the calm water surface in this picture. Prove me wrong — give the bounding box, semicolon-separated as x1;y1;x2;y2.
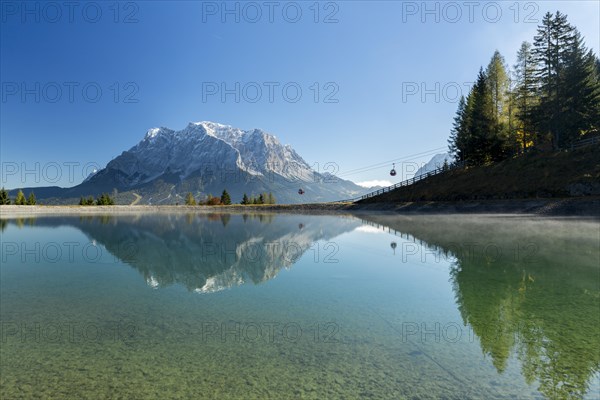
0;213;598;399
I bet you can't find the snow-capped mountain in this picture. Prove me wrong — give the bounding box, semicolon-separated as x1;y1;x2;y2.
77;121;364;204
106;121;315;184
414;153;452;177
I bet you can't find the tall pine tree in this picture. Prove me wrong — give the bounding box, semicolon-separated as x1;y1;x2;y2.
532;11;576;149
513;41;538;151
448;95;470;162
0;187;10;205
561;32;600;144
468;68;497;165
220;190;231;205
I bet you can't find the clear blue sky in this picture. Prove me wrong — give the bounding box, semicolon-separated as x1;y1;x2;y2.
1;1;598;189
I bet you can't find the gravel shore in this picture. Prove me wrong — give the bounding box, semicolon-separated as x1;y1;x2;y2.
1;197;598;218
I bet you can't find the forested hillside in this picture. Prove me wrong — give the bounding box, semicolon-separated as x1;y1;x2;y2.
448;11;600;165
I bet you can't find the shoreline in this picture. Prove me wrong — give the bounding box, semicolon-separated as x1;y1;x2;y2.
1;197;599;218
350;196;600;217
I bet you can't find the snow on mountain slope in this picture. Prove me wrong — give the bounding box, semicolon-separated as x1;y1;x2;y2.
414;153;452;177
101;122;315;185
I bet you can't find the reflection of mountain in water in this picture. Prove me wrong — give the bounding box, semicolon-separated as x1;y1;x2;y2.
29;213;360;293
360;214;600;399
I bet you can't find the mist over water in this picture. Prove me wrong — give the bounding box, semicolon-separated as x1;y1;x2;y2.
1;213;598;399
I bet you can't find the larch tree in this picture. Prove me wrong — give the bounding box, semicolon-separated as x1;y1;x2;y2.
513;41;538;150
486;51;510;133
15;190;26;205
185;192;197;206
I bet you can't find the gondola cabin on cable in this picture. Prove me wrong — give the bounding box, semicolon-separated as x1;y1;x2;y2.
390;163;397;177
298;189;305;195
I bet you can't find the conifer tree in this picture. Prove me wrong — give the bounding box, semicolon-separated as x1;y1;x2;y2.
448;95;470;162
561;33;600;144
468;68;497;164
513;41;538;150
532;11;577;148
241;193;249;205
220;190;231;205
486;51;510;135
0;187;10;205
96;193;114;205
27;192;36;205
15;190;26;205
185;192;197;205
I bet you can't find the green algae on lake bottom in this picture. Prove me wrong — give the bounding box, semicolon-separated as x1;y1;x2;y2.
1;213;598;399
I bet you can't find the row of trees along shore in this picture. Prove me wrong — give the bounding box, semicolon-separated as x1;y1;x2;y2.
79;193;115;206
0;188;113;206
0;188;36;205
448;11;600;166
186;190;276;206
0;189;276;206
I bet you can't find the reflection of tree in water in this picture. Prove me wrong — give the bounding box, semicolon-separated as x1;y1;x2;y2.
8;217;37;228
220;213;231;227
361;215;600;399
451;251;599;399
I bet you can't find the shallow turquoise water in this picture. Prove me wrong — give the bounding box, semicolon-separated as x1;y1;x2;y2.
1;213;598;399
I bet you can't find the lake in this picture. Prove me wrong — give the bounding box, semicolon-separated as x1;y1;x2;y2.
1;213;598;399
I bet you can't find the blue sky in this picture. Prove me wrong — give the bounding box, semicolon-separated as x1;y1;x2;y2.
1;1;599;189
